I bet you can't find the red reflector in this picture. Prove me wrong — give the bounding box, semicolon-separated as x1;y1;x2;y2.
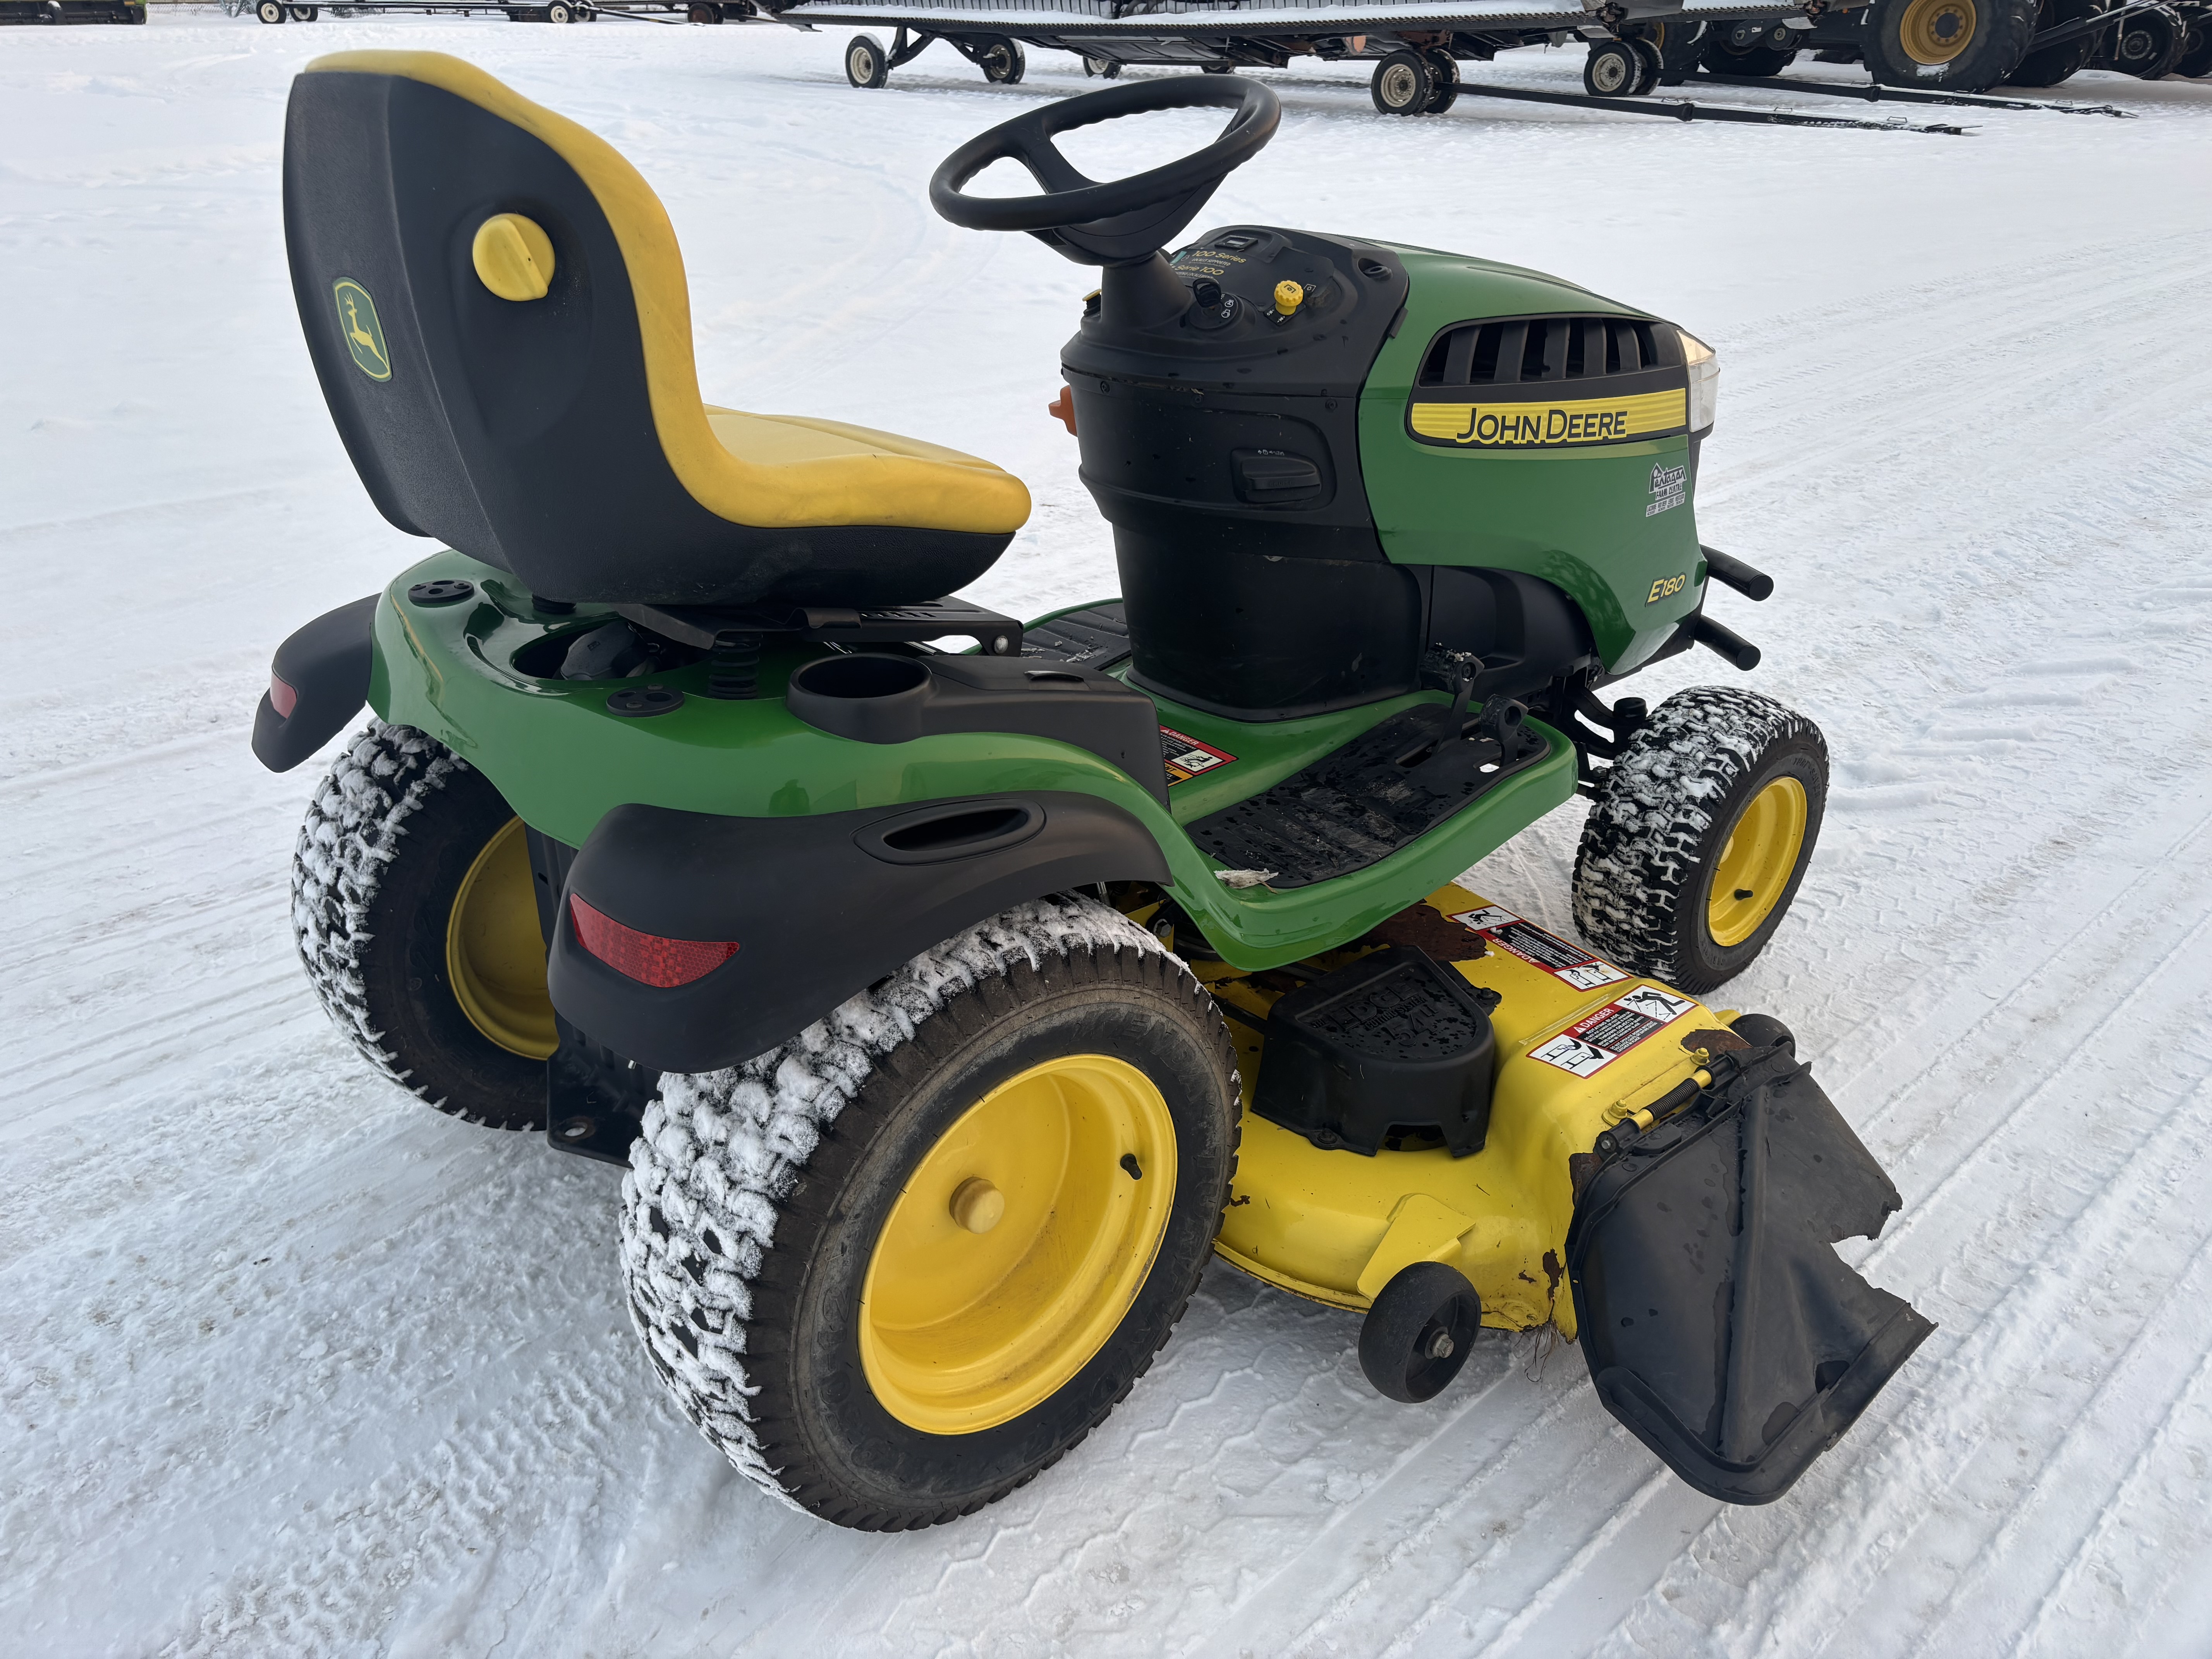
569;895;738;989
269;672;299;719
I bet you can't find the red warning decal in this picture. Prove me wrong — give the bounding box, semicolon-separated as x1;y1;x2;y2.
1529;986;1698;1077
1448;905;1628;993
1160;726;1236;787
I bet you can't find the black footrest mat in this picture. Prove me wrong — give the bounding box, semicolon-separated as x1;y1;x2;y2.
1022;603;1133;673
1190;701;1550;890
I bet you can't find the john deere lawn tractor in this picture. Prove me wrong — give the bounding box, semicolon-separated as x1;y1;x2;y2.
256;53;1931;1529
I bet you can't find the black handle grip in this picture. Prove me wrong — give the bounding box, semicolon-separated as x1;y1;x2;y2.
1686;612;1762;672
1700;545;1774;602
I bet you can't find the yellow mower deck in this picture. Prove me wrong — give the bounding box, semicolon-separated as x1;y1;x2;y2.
1202;884;1730;1339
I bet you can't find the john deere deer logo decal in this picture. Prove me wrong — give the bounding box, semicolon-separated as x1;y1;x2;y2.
332;278;392;383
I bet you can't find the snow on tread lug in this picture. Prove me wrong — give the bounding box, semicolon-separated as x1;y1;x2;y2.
1571;686;1828;993
292;719;546;1129
620;895;1241;1529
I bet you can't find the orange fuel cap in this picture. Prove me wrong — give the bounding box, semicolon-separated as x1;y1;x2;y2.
1048;386;1077;436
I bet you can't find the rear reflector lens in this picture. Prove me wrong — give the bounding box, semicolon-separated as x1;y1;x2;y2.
268;673;299;719
569;895;738;989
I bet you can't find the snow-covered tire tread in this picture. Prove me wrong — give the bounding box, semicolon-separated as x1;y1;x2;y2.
621;894;1238;1528
1572;685;1827;991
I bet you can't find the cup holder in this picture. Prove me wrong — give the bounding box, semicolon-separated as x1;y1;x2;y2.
788;654;929;701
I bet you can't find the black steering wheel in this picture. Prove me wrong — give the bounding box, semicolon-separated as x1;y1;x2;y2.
930;77;1279;266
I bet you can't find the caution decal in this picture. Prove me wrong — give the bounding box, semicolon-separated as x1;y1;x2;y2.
1448;905;1627;992
1160;726;1236;786
1530;986;1697;1077
1409;388;1686;450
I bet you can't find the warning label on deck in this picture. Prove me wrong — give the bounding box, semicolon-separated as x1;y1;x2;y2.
1447;906;1628;992
1530;986;1698;1077
1160;726;1236;787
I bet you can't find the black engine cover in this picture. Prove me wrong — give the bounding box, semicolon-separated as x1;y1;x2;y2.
1063;228;1415;719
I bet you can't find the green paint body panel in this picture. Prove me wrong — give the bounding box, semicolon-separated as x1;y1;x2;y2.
371;550;1577;972
1355;244;1709;675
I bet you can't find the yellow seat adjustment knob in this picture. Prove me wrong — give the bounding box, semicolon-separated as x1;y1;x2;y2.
1273;280;1304;316
472;213;556;302
949;1177;1005;1235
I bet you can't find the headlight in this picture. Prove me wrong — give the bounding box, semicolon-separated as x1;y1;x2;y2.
1680;330;1719;434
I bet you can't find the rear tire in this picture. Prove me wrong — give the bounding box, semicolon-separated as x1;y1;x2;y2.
1866;0;2037;89
1571;687;1829;995
293;722;553;1131
1371;48;1434;112
845;32;889;87
621;896;1240;1530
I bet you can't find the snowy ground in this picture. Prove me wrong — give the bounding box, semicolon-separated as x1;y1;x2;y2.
5;10;2212;1654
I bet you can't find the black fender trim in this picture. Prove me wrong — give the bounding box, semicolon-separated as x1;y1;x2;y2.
546;791;1173;1072
252;594;380;772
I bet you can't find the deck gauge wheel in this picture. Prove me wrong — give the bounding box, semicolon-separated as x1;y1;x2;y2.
846;33;890;87
1583;38;1644;94
1371;49;1434;113
1359;1262;1484;1403
978;36;1026;83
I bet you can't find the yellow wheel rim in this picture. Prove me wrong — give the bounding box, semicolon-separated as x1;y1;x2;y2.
1898;0;1977;64
859;1055;1178;1436
445;816;558;1060
1706;778;1810;949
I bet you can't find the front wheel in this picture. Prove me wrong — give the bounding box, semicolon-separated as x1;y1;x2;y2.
294;722;555;1130
845;32;889;87
622;896;1240;1529
1572;687;1828;994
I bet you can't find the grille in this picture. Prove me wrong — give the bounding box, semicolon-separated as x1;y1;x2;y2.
1417;315;1671;389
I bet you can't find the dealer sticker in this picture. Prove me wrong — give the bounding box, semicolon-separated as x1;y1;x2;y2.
1160;726;1236;787
1646;461;1686;518
1530;986;1698;1077
1448;906;1627;991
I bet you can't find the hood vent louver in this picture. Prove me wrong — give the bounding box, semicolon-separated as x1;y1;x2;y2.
1417;316;1673;389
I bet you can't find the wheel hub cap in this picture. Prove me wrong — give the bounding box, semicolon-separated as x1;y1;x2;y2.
1706;777;1810;948
860;1054;1177;1434
1899;0;1978;64
445;816;558;1060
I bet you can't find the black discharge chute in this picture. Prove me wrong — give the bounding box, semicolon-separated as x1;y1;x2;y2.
1566;1035;1935;1504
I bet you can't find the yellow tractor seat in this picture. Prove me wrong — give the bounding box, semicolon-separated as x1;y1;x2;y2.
283;52;1030;609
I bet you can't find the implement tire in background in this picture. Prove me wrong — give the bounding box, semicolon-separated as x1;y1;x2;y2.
2095;2;2186;73
1572;687;1829;995
622;897;1240;1530
845;32;890;86
1700;22;1800;75
2006;0;2103;83
977;36;1025;82
1371;48;1434;112
293;722;554;1131
1866;0;2036;89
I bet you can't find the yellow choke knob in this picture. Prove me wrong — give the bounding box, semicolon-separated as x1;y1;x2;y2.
949;1177;1005;1235
1273;279;1305;317
472;213;556;302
